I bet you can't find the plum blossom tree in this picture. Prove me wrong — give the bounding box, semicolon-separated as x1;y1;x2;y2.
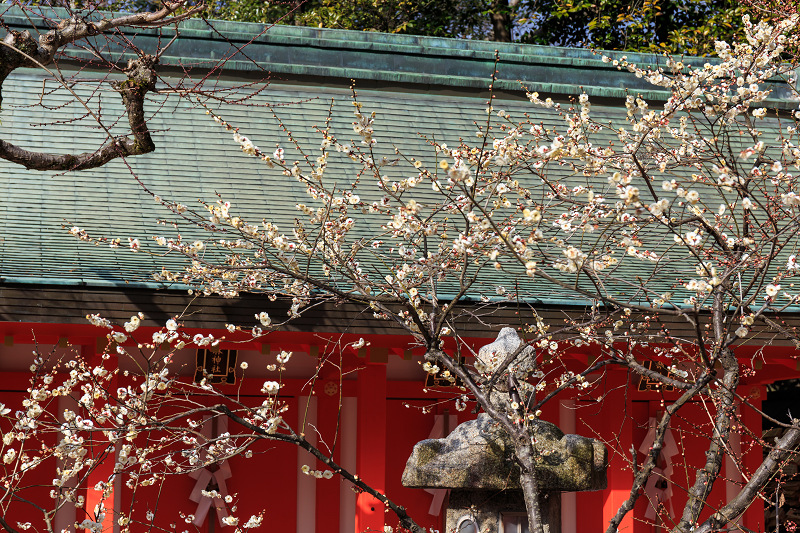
19;7;800;533
4;315;426;533
127;13;800;533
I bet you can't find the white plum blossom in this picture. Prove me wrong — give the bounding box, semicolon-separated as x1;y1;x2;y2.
257;312;271;327
244;515;264;528
124;315;141;332
261;381;281;394
351;338;366;349
766;284;781;298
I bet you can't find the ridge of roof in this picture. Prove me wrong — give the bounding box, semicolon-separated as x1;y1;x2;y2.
3;6;797;103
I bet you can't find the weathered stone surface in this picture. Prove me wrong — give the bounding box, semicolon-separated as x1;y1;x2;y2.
446;490;561;533
402;413;607;492
476;327;536;375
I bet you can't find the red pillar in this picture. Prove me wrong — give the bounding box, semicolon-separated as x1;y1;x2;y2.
597;374;635;532
355;362;387;533
316;364;342;532
742;386;765;531
82;342;119;533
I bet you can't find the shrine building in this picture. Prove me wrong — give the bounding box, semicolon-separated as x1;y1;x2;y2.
0;7;796;533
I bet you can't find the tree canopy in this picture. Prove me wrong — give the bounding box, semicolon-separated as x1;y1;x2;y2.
62;0;748;54
519;0;746;55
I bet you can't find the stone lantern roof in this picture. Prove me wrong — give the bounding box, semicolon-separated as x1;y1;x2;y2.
402;413;607;493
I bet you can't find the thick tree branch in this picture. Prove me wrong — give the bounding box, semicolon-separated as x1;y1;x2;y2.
694;423;800;533
677;288;740;531
0;55;157;171
0;2;205;170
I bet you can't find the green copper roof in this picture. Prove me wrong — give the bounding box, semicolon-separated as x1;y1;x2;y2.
0;67;605;292
0;9;795;307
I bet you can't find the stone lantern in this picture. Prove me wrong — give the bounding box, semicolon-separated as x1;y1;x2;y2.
402;328;608;533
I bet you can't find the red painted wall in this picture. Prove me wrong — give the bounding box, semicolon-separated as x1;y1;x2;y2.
0;323;785;533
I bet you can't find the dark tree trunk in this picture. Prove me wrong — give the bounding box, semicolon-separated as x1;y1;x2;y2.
293;0;308;25
491;0;512;42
